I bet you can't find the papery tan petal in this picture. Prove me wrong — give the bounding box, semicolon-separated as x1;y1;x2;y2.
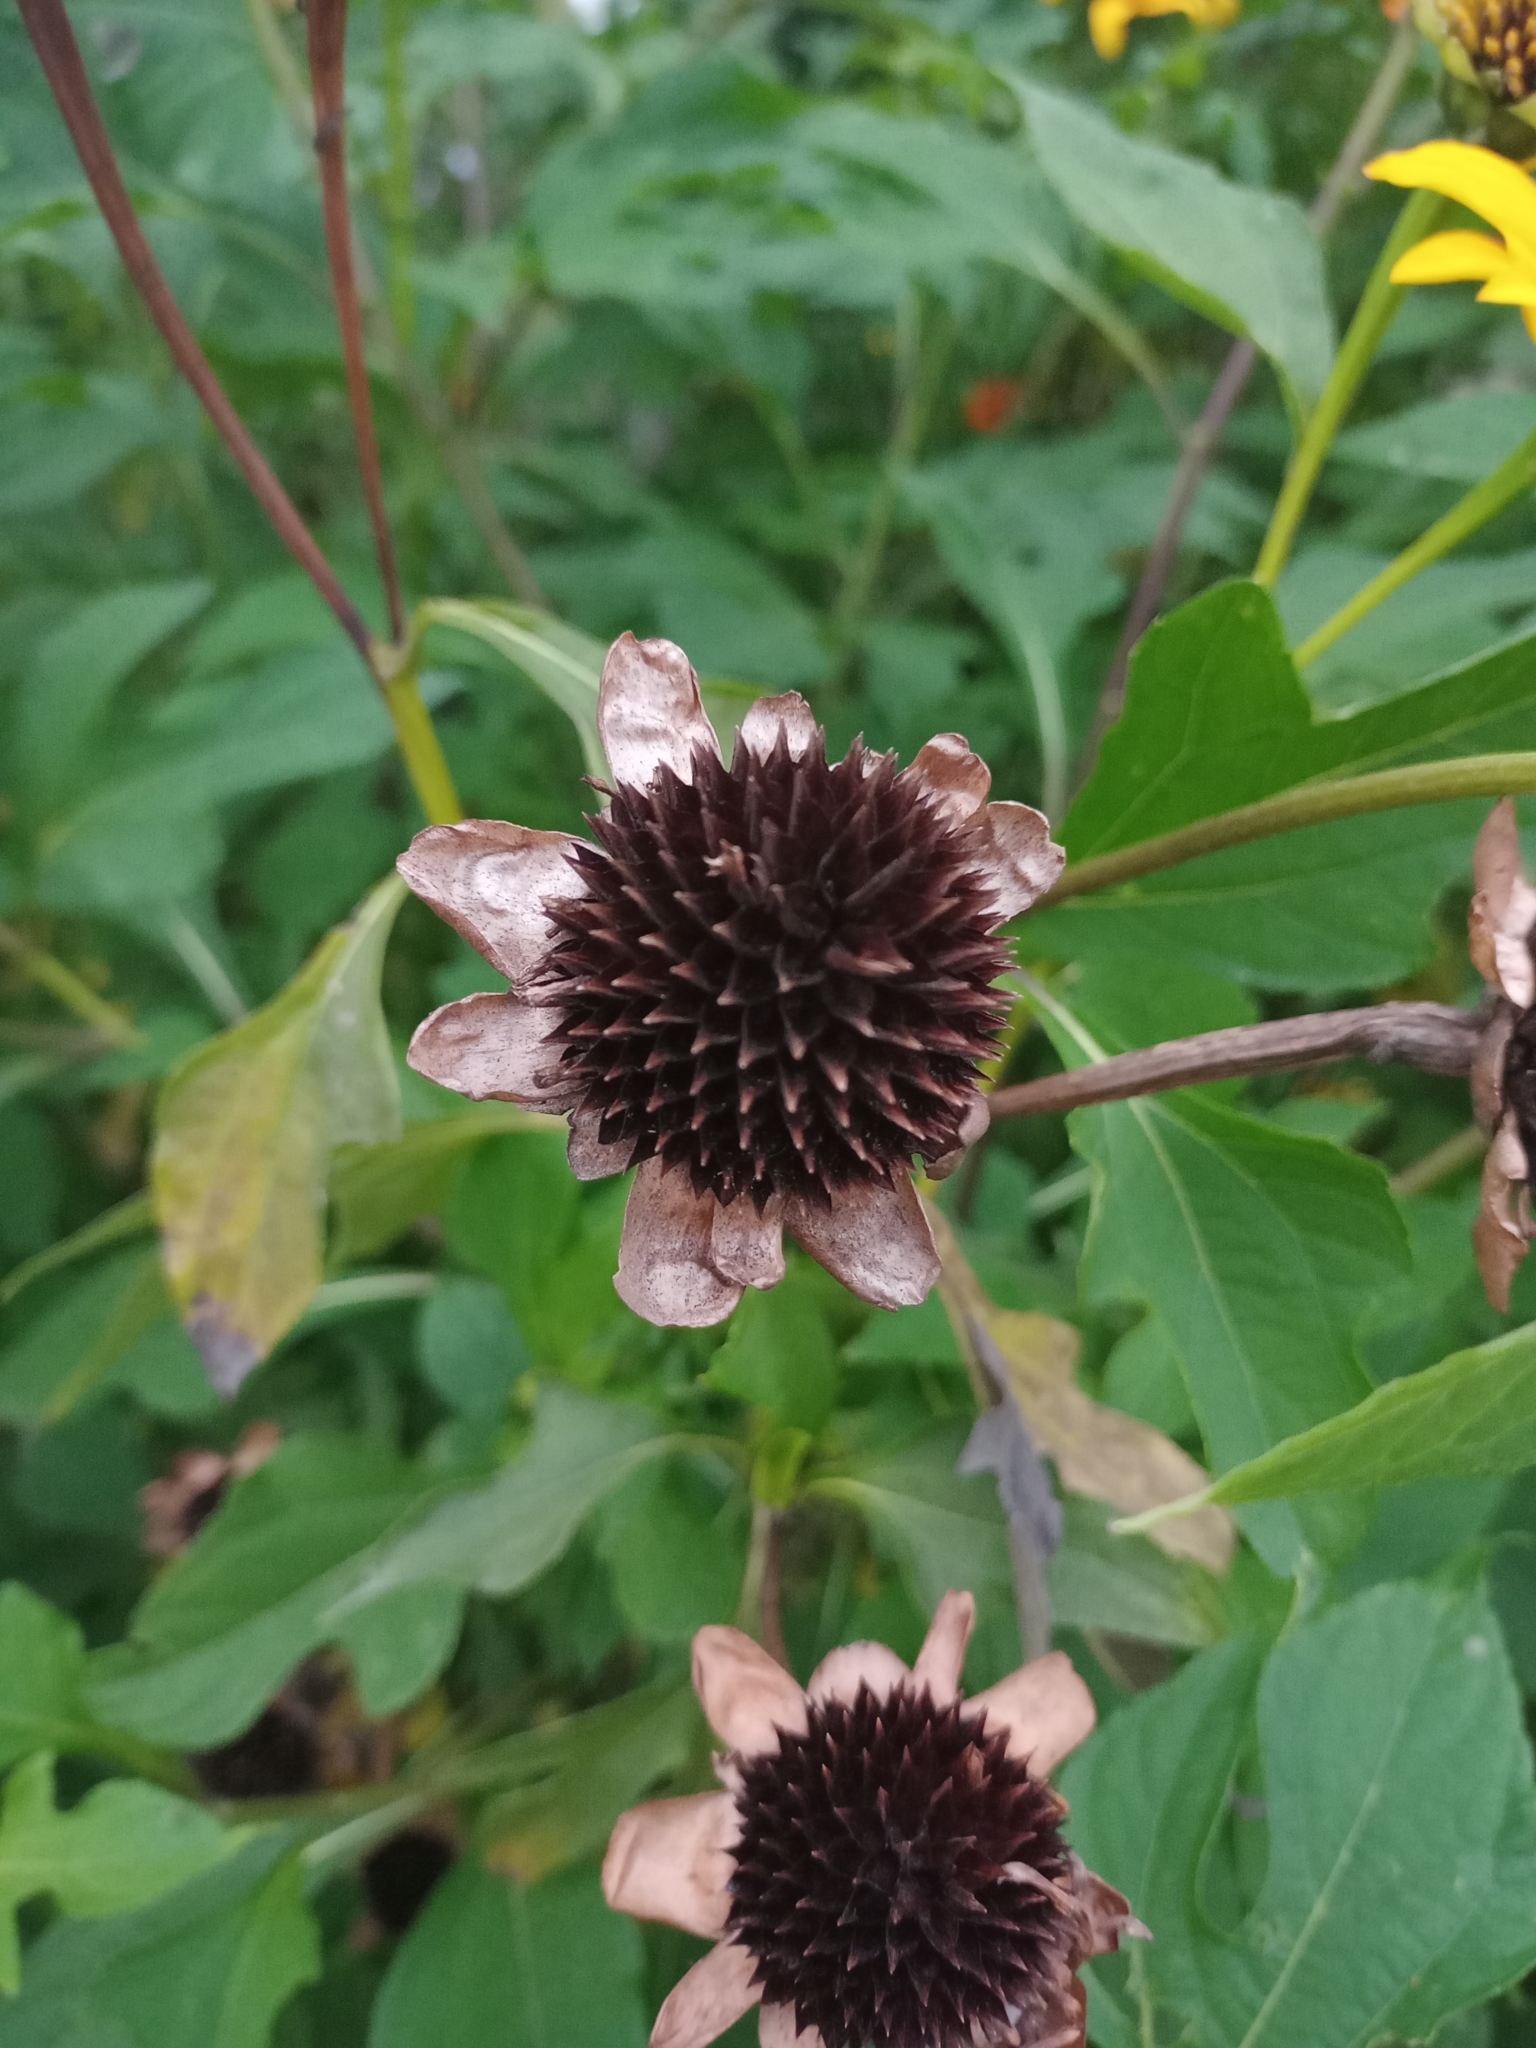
600;633;720;792
759;2004;826;2048
784;1173;939;1311
924;1092;991;1182
602;1792;739;1938
1031;1978;1088;2048
1472;799;1536;1006
806;1641;911;1706
912;1590;975;1706
616;1159;743;1328
711;1195;786;1291
568;1108;633;1182
650;1940;761;2048
228;1420;282;1480
692;1625;809;1755
976;801;1066;922
908;733;992;826
1471;1005;1514;1135
397;821;584;988
1071;1859;1151;1956
967;1651;1096;1776
407;992;580;1108
738;693;818;763
1476;1113;1533;1313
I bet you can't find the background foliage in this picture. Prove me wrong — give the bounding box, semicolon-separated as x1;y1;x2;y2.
6;0;1536;2039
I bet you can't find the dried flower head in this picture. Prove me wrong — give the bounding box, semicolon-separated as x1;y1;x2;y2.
1469;799;1536;1309
602;1593;1144;2048
140;1420;280;1559
400;636;1063;1328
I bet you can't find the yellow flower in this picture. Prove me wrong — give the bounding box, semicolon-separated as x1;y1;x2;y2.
1414;0;1536;107
1042;0;1239;62
1367;139;1536;342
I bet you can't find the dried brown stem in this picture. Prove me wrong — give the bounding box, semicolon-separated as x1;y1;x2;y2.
1074;11;1421;785
307;0;406;644
987;1002;1481;1121
16;0;374;662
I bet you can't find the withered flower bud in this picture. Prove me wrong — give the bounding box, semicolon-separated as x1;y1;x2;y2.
1469;798;1536;1309
140;1420;281;1559
602;1593;1145;2048
399;636;1063;1328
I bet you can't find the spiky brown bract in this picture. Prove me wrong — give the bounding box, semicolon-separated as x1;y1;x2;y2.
537;730;1012;1210
727;1681;1075;2048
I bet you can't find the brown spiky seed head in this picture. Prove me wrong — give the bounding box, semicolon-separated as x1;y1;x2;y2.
537;729;1012;1209
727;1682;1075;2048
1442;0;1536;99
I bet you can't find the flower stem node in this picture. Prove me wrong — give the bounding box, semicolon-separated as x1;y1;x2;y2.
398;634;1063;1327
604;1593;1143;2048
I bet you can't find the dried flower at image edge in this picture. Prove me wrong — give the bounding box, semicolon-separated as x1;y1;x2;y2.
399;634;1064;1328
1468;798;1536;1308
602;1591;1144;2048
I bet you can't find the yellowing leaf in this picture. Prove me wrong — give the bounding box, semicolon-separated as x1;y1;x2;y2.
152;875;406;1392
928;1204;1235;1572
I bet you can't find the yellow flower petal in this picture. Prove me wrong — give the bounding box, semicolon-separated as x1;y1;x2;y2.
1524;306;1536;342
1087;0;1133;57
1477;270;1536;305
1388;228;1511;284
1367;141;1536;266
1086;0;1237;57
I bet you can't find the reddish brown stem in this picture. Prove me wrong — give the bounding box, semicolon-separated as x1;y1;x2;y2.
16;0;375;662
987;1002;1481;1121
307;0;407;644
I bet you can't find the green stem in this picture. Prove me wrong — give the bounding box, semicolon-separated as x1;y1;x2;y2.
1049;752;1536;901
380;0;417;346
375;648;463;824
1294;424;1536;666
1252;188;1448;589
0;923;141;1046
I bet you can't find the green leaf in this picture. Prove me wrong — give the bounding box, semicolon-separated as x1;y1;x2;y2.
329;1106;555;1266
1197;1583;1536;2048
1072;1083;1408;1573
708;1266;838;1432
1047;1498;1223;1650
1158;1320;1536;1516
0;1836;319;2048
1333;388;1536;482
0;1190;154;1308
0;1753;237;1992
595;1461;748;1646
418;1276;530;1422
419;600;606;780
1064;580;1536;863
369;1858;647;2048
0;1245;168;1425
87;1389;666;1747
1066;1583;1536;2048
1015;83;1334;406
151;875;405;1392
0;1584;90;1770
476;1679;698;1882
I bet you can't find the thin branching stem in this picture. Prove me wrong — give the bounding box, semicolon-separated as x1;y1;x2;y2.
1048;753;1536;901
987;1003;1480;1121
0;923;142;1047
307;0;406;643
16;0;376;662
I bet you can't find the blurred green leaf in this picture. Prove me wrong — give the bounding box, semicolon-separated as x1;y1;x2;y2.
1016;83;1333;406
0;1753;237;1992
1047;1498;1223;1649
0;1836;318;2048
369;1858;646;2048
0;1584;90;1771
595;1460;748;1645
417;1275;530;1422
419;601;606;779
152;876;405;1392
1333;389;1536;481
1071;1087;1408;1575
708;1267;838;1432
330;1106;557;1268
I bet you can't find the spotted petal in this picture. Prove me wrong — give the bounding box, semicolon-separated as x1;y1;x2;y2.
568;1107;634;1182
738;693;818;762
602;1792;739;1938
784;1172;939;1311
600;633;721;792
908;734;991;826
976;801;1066;921
616;1159;743;1327
711;1195;786;1291
397;820;584;987
406;992;579;1108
